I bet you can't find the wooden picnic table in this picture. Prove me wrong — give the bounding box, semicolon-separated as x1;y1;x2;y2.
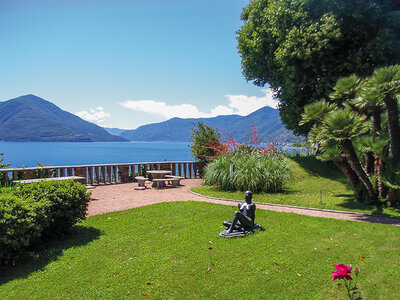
146;170;172;188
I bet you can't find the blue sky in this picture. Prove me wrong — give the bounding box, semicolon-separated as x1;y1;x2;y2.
0;0;276;129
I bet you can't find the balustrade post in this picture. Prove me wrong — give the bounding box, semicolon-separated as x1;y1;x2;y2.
113;166;117;183
188;163;192;178
177;163;182;176
88;167;94;185
106;166;112;183
171;163;176;176
118;165;130;183
24;170;35;179
74;167;87;184
161;163;170;170
196;162;205;178
1;172;9;185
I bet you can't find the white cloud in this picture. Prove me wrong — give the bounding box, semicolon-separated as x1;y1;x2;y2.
120;100;210;119
224;88;278;115
120;89;278;120
75;107;111;125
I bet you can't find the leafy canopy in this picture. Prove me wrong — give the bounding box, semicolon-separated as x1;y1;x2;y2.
237;0;400;135
190;122;221;163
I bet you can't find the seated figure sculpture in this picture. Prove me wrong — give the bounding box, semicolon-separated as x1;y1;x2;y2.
220;190;262;237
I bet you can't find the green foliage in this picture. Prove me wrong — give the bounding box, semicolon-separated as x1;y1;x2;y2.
0;153;11;187
204;151;291;193
34;163;57;179
320;108;370;141
0;153;10;169
0;180;91;265
300;65;400;205
190;122;221;163
237;0;400;135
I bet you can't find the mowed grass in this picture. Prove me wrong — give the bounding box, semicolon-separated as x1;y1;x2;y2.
192;156;400;217
1;201;399;299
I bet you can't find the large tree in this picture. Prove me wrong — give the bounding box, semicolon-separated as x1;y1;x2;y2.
237;0;400;135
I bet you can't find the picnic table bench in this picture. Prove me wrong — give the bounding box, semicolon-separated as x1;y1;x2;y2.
12;176;86;185
134;176;149;187
165;175;184;186
152;178;180;189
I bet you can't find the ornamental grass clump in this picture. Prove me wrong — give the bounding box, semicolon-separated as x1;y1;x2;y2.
199;123;292;193
204;151;291;193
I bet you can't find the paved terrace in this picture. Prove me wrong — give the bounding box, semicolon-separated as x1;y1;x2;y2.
88;179;400;226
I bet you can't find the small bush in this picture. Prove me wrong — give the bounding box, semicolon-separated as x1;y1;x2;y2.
204;151;292;193
0;180;90;265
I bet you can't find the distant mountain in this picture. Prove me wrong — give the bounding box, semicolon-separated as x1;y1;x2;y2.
103;127;128;136
0;95;127;142
120;106;303;143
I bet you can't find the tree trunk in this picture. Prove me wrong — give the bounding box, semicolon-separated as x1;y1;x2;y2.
365;152;375;175
375;155;388;199
371;107;381;136
386;188;398;207
340;139;378;203
335;159;365;201
383;95;400;163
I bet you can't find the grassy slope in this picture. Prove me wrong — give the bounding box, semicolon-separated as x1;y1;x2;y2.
0;202;399;299
192;156;400;217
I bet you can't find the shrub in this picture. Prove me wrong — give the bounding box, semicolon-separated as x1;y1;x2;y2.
204;151;292;193
190;122;221;164
0;180;91;265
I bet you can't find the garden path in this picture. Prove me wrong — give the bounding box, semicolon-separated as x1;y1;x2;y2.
88;179;400;226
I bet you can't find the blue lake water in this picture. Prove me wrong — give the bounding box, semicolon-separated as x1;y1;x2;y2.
0;142;194;168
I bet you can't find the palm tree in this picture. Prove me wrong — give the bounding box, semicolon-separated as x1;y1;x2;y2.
355;135;390;199
351;82;386;174
317;142;366;201
330;75;378;175
369;65;400;163
321;108;378;202
300;101;368;201
329;74;362;106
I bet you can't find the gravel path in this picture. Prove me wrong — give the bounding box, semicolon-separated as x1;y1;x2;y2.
88;179;400;226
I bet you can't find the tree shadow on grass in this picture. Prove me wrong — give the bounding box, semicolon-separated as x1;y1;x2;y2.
335;194;400;217
291;156;348;183
0;225;101;285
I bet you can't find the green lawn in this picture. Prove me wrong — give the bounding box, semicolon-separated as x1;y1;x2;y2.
192;156;400;217
1;201;399;299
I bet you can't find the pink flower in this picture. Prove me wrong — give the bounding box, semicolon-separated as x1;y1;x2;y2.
332;264;352;281
354;267;359;274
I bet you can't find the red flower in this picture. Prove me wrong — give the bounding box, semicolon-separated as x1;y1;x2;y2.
331;264;352;281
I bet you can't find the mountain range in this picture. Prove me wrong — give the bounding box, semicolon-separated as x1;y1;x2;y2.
0;94;301;143
0;95;126;142
111;106;302;143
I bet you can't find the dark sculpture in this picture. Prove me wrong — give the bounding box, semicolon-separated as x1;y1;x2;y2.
220;190;262;237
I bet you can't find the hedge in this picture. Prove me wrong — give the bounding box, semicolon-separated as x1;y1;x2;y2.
0;180;91;265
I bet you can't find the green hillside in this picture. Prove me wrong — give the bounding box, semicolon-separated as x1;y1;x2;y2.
0;95;126;142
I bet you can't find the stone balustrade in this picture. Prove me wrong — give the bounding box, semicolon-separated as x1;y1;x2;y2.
0;161;203;185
